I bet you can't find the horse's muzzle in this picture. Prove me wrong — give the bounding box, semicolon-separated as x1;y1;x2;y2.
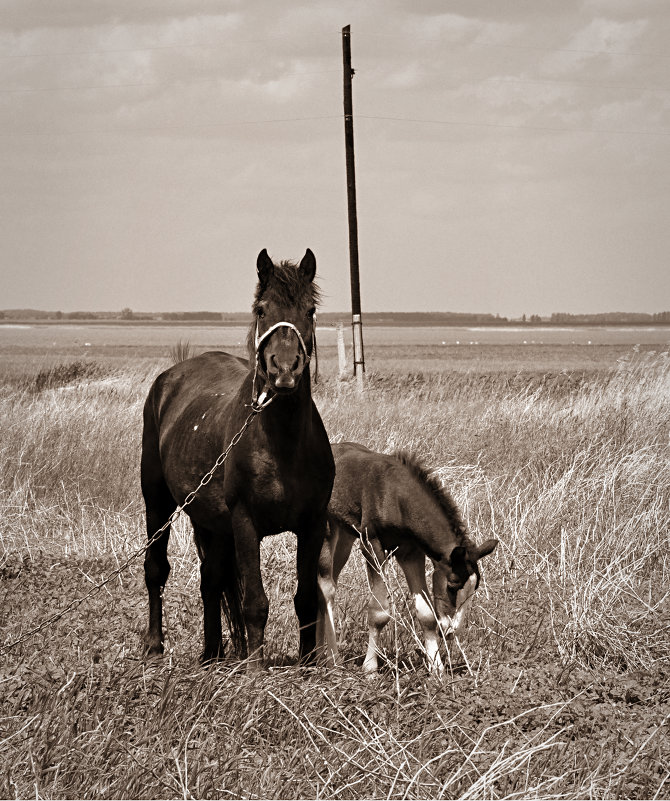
265;346;306;393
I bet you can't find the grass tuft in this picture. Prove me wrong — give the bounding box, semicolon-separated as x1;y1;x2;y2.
169;340;194;364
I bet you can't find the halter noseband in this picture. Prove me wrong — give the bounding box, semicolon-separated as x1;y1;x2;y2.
254;320;311;362
251;319;316;409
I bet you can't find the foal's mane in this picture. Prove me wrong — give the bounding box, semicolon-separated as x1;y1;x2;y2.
246;259;322;359
393;451;470;544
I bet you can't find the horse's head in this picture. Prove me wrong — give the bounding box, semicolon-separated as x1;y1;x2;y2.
432;538;498;637
251;248;320;395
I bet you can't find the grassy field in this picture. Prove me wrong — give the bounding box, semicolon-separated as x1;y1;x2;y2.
0;337;669;799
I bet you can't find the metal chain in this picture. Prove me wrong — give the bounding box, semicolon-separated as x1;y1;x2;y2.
0;400;274;655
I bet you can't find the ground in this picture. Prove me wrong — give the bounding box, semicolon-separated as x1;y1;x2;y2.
0;330;668;799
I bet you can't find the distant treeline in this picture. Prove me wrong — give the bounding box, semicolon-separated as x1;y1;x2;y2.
1;309;669;326
549;312;670;324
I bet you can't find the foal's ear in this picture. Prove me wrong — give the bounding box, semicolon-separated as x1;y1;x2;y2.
257;249;274;289
474;538;498;561
449;546;467;571
299;248;316;282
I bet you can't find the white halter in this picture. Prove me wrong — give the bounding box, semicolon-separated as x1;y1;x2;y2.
254;320;310;361
251;319;313;409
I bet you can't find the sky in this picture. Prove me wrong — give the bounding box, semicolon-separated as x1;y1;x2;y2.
1;0;669;317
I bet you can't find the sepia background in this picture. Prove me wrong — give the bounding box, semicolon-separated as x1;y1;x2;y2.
1;0;669;316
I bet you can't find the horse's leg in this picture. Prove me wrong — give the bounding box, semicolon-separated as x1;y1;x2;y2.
316;520;356;666
142;481;176;656
194;524;227;663
295;512;329;665
361;538;392;674
141;402;176;657
231;505;267;671
219;531;247;660
397;551;444;676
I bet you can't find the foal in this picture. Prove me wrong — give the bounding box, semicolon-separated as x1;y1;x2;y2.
317;442;497;674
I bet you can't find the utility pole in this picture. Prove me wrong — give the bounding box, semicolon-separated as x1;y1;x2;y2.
342;24;365;386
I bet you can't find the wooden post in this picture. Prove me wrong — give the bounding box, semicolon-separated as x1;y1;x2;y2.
342;24;365;388
336;321;348;379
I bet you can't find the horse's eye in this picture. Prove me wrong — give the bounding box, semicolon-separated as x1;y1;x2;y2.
256;308;265;319
307;307;316;319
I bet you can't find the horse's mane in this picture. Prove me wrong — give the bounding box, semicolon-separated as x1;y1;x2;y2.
393;451;470;544
246;259;322;359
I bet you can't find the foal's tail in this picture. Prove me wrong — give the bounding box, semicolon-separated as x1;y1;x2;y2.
221;554;247;659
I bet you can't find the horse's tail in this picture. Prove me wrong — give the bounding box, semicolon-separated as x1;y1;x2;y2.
221;552;247;659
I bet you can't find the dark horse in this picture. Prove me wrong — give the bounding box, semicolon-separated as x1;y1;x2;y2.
317;442;497;675
141;249;335;668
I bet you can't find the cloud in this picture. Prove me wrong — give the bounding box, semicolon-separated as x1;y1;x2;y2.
541;17;648;75
1;1;668;315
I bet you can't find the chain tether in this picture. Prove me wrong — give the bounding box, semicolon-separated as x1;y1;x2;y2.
0;401;273;654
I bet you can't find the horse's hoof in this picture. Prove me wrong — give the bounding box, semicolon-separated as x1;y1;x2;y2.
200;645;226;666
298;648;319;668
144;636;164;658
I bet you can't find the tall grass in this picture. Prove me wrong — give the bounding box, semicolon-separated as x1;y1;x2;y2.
0;348;668;798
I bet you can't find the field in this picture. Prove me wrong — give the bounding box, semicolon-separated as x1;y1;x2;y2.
1;327;669;799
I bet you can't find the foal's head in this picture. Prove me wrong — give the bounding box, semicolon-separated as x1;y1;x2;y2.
250;248;320;395
432;538;498;637
394;452;498;638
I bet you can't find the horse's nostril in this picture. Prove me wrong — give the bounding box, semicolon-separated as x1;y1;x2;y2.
292;356;300;372
275;372;295;389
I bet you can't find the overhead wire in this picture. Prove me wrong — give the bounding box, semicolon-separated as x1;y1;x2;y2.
2;112;667;139
0;115;342;138
356;114;670;138
1;29;667;140
1;29;669;61
0;70;340;94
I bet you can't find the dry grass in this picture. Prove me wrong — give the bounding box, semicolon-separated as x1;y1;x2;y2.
0;345;669;799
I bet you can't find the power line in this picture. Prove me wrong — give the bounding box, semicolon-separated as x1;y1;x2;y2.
0;70;339;94
1;31;668;62
1;113;667;139
487;75;667;93
1;71;664;96
0;115;341;138
362;31;670;61
0;33;335;60
357;114;670;138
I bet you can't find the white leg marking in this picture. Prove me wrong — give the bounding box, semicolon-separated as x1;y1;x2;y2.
451;573;477;632
363;628;381;674
414;593;444;675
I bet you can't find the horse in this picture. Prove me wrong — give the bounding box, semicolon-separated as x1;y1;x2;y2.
141;249;335;669
316;442;498;675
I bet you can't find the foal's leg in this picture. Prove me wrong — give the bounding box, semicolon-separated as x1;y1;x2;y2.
194;524;227;663
295;512;329;664
316;521;356;666
142;483;176;657
361;538;392;674
397;552;444;676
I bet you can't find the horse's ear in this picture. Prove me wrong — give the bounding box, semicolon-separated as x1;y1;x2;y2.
257;249;274;289
474;538;498;561
299;248;316;282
